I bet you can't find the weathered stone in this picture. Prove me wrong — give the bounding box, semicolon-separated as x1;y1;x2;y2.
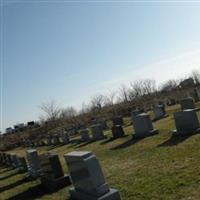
180;97;196;110
10;153;20;168
64;151;121;200
111;125;125;138
18;156;28;172
112;116;124;126
62;133;70;145
80;129;90;142
90;124;106;141
173;109;200;136
52;135;60;145
26;149;41;178
153;105;167;121
6;154;13;166
132;113;158;138
40;152;71;191
131;109;144;118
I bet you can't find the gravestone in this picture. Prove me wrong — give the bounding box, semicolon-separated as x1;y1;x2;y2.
172;109;200;136
167;98;176;106
62;132;70;145
64;151;121;200
132;113;158;138
111;125;125;138
131;109;144;118
47;137;52;146
6;154;12;166
18;156;28;172
0;152;3;164
10;153;20;168
26;149;41;178
80;129;90;142
52;135;60;145
112;116;124;126
98;120;108;130
180;97;196;110
90;124;106;141
2;153;7;165
0;153;2;164
153;105;167;121
40;152;71;191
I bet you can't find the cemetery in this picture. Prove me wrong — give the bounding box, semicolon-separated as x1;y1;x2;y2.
3;4;200;199
1;101;200;200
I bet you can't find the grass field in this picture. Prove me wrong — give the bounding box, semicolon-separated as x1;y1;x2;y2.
1;103;200;200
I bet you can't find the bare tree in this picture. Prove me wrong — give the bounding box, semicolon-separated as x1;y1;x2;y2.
142;79;156;95
40;100;61;121
191;70;200;85
119;84;129;102
60;106;77;118
159;79;179;92
90;94;105;109
104;91;116;106
129;81;143;99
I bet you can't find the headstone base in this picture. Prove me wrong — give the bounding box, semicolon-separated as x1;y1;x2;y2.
92;135;107;141
172;128;200;137
133;129;159;139
69;187;121;200
41;175;71;191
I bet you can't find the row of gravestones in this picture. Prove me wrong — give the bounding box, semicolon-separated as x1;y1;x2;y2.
0;150;122;199
80;97;200;140
23;97;200;148
23;132;70;147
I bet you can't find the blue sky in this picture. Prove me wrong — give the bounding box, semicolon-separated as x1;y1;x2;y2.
1;1;200;132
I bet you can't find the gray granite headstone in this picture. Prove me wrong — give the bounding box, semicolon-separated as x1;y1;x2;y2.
180;97;196;110
52;135;60;145
47;137;52;146
10;153;20;168
173;109;200;136
112;116;124;126
131;109;144;118
62;133;70;145
80;129;90;142
18;156;28;172
26;149;41;178
90;124;106;141
153;105;167;120
6;154;12;166
64;151;121;200
40;152;71;191
2;153;7;165
111;125;125;138
0;152;2;164
132;113;158;138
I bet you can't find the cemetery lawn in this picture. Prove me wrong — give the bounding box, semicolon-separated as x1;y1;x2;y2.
1;103;200;200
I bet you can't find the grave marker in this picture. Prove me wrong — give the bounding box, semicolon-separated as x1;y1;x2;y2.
64;151;121;200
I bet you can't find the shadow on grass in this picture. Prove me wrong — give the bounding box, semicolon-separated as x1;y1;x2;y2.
0;177;28;193
75;140;96;148
69;138;83;147
0;167;15;174
100;135;129;145
158;134;192;147
48;144;65;150
111;137;145;150
5;183;57;200
0;170;21;181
